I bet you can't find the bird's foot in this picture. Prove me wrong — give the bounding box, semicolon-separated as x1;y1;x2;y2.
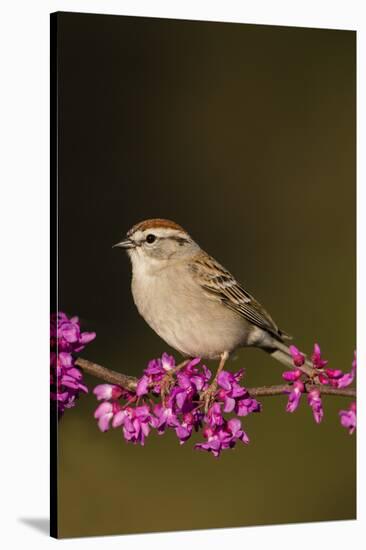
159;359;190;406
200;351;229;413
201;381;218;414
159;372;175;406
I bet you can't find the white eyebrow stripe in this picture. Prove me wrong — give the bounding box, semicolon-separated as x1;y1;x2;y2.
135;227;189;240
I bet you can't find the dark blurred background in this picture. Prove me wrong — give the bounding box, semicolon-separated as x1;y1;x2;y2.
55;12;356;538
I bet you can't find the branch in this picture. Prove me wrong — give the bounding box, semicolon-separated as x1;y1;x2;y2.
75;358;356;398
75;358;137;391
246;384;356;398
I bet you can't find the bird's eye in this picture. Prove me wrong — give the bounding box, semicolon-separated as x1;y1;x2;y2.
146;234;156;244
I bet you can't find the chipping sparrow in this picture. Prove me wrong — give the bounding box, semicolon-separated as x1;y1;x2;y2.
114;218;310;378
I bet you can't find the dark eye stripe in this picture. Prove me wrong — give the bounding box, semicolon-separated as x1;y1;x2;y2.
169;236;189;245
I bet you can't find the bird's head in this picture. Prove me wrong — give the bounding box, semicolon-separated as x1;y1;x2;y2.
113;219;200;268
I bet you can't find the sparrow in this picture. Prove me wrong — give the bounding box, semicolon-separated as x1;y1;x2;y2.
114;218;310;385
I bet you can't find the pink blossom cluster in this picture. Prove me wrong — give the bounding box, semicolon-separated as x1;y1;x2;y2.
93;353;261;457
282;344;356;433
51;311;356;449
50;312;95;415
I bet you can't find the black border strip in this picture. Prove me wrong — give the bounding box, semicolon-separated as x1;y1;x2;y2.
50;11;58;540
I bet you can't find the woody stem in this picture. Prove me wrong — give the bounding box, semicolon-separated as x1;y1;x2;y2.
74;357;356;398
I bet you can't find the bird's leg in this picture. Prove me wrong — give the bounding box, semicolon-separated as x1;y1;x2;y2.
160;359;190;406
202;351;229;413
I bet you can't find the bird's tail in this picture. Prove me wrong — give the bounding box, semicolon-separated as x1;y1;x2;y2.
267;341;313;375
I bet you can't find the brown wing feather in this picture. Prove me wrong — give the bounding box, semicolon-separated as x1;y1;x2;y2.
189;254;288;341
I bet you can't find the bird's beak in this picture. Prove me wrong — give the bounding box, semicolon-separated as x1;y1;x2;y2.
112;238;135;249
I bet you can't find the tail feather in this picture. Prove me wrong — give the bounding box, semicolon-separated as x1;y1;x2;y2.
278;329;293;342
269;348;294;368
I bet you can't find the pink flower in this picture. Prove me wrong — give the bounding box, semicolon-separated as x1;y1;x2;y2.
285;381;304;413
161;352;175;371
307;389;323;424
339;402;356;434
50;311;95;417
205;402;225;427
175;424;192;443
289;345;305;367
175;410;204;444
318;373;329;385
195;418;249;458
173;361;211;410
312;349;356;389
136;375;150;397
109;405;156;445
325;369;343;379
52;312;96;353
336;353;356;388
194;426;223;457
137;352;177;395
236;397;261;416
153;403;180;433
94;401;122;432
118;405;156;445
217;369;246;412
50;312;95;416
311;343;328;369
93;384;124;401
282;369;302;382
227;418;250;446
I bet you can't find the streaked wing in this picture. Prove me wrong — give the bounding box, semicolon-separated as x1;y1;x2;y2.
189;254;283;339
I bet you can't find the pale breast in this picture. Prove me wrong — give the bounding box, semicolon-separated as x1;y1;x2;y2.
131;261;251;359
